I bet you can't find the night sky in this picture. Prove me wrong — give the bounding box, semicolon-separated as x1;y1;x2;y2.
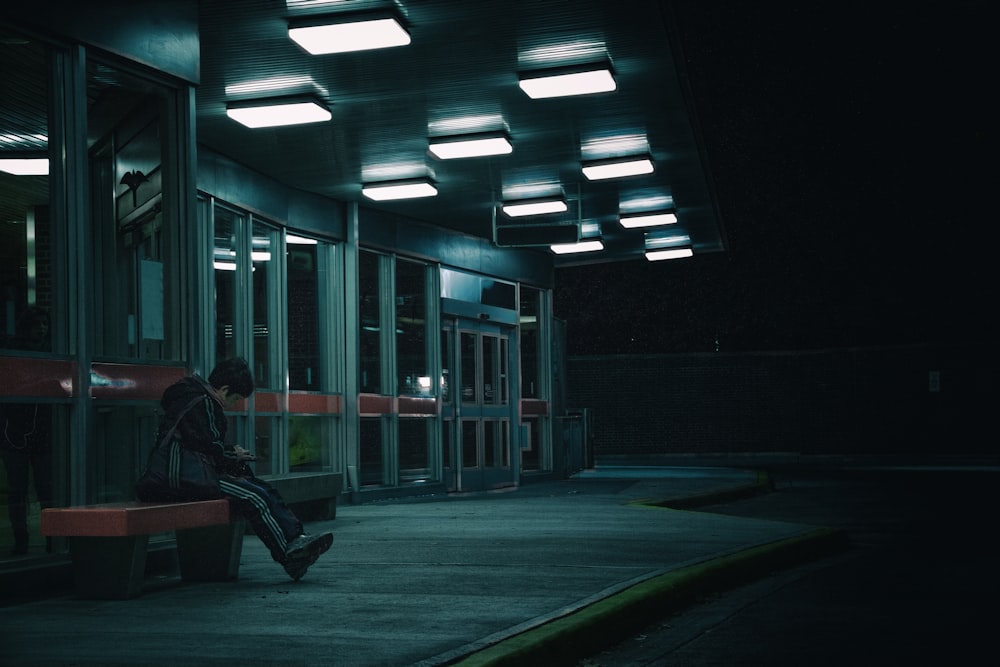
554;2;992;354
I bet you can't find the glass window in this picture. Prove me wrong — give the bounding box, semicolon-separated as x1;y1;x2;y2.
461;419;478;469
287;234;322;391
253;415;275;476
288;415;333;472
251;220;278;389
520;286;542;399
213;206;239;361
89;59;180;361
521;418;542;472
396;259;428;396
358;250;381;394
1;35;56;355
460;332;477;404
441;327;452;404
359;416;383;486
398;417;431;483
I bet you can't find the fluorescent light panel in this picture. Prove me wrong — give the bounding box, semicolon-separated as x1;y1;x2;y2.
0;158;48;175
582;156;654;180
501;197;567;217
289;14;410;55
519;65;616;99
551;239;604;254
646;247;693;261
362;179;437;201
429;132;512;159
619;210;677;228
227;97;331;128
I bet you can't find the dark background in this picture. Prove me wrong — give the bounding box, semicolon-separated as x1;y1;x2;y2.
554;2;992;354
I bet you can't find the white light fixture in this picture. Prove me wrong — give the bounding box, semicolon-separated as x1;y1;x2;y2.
226;96;331;128
289;12;410;55
0;158;48;176
551;239;605;254
519;63;617;99
582;155;654;180
501;197;568;217
362;179;438;201
619;210;677;228
428;131;513;159
646;247;694;261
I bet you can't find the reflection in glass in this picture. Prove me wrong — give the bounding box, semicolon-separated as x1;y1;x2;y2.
461;420;478;469
1;36;52;353
251;221;275;388
461;332;477;403
359;251;381;393
520;286;541;399
396;259;428;396
287;233;322;391
214;207;239;361
359;417;383;486
253;415;273;476
399;417;431;483
521;418;541;471
288;415;333;472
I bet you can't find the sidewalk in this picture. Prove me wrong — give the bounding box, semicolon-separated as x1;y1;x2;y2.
0;468;846;666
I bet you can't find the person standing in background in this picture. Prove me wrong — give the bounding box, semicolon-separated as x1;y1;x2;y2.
1;306;54;555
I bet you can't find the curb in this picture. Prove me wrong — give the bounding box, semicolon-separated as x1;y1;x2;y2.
449;526;848;667
448;472;848;667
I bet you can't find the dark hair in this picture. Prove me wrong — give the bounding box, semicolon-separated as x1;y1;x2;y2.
208;357;255;397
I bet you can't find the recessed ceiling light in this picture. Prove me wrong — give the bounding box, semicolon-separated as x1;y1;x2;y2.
501;197;568;217
362;179;438;201
226;96;331;128
550;239;605;254
429;132;513;159
0;158;48;175
619;210;677;228
518;63;616;99
646;247;693;261
289;12;410;55
582;155;654;180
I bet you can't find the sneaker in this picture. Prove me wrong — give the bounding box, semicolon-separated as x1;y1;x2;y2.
283;558;312;582
283;532;333;581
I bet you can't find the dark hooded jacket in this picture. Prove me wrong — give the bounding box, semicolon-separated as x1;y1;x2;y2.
157;374;247;477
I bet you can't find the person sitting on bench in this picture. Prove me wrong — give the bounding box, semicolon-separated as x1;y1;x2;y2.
141;357;332;581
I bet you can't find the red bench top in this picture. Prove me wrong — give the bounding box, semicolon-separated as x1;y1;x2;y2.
41;499;234;537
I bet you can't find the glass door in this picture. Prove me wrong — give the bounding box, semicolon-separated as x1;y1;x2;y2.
442;319;515;492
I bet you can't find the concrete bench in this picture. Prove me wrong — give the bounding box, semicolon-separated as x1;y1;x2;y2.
41;499;244;600
263;471;342;520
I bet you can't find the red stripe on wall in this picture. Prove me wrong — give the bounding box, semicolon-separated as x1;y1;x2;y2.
287;393;342;414
254;391;283;412
0;357;76;398
398;396;438;416
358;394;394;415
90;363;188;401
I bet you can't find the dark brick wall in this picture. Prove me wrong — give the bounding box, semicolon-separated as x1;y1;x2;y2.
565;344;990;460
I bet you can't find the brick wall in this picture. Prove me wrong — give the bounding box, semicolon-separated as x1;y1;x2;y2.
565;344;990;460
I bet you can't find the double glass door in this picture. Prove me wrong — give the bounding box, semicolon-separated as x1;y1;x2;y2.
442;319;515;492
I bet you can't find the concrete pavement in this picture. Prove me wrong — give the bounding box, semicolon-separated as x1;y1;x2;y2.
0;468;846;666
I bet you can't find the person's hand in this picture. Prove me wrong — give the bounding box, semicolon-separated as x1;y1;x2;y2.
233;445;257;462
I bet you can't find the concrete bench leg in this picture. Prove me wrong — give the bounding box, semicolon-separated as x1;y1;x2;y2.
69;535;149;600
176;520;245;582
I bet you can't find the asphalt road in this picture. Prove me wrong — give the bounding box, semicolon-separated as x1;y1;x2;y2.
578;466;998;666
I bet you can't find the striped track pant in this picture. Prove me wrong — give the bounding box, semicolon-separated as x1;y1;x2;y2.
219;475;303;563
